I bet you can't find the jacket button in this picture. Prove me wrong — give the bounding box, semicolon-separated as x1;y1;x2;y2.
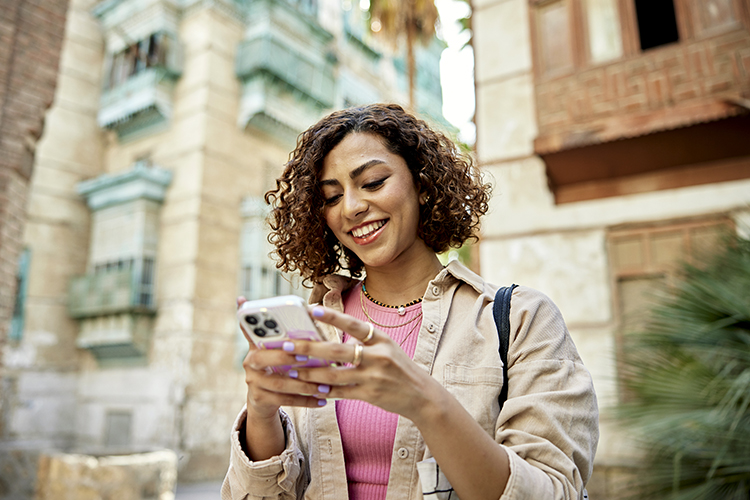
427;323;436;333
432;286;439;296
397;447;409;459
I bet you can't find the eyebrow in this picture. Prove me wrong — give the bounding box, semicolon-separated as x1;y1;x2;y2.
319;159;385;187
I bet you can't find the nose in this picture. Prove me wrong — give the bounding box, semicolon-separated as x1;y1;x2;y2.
342;189;367;219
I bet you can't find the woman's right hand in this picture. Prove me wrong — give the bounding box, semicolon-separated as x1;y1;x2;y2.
238;297;333;461
238;297;332;421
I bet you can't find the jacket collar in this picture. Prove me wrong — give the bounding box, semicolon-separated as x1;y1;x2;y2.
439;259;486;295
309;259;485;306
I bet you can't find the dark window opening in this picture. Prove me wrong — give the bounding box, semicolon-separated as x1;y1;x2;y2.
139;257;155;306
634;0;680;50
105;32;169;90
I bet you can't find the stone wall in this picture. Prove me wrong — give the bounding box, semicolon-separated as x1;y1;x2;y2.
35;449;177;500
0;0;70;360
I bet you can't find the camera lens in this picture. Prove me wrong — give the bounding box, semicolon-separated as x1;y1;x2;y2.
253;328;266;337
264;319;278;329
245;315;259;325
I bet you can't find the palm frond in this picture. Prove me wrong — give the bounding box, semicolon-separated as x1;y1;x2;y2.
614;236;750;499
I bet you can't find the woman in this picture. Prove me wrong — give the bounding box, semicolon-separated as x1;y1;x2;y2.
222;104;598;500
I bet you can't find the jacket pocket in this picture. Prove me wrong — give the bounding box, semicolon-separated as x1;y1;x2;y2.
442;364;503;435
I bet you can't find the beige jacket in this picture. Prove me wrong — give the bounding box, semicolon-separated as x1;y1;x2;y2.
222;260;599;500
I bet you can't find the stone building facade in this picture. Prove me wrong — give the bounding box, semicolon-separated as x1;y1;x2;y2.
472;0;750;497
0;0;445;496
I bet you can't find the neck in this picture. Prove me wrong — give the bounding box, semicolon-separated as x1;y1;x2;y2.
363;253;444;307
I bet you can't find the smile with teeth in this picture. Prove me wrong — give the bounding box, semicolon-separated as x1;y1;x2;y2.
350;220;387;238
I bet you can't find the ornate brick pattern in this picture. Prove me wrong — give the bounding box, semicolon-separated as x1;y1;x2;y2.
535;29;750;151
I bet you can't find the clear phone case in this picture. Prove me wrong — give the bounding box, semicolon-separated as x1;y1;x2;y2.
237;295;334;373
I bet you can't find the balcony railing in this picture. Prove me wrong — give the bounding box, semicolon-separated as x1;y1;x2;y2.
69;266;155;319
236;36;335;109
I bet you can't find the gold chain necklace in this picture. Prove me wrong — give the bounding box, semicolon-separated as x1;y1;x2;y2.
362;280;423;316
397;318;421;348
360;286;422;329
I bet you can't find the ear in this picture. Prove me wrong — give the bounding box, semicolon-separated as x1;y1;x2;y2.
419;192;428;205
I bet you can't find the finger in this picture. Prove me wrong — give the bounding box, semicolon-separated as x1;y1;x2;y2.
250;386;331;408
244;346;316;372
253;371;333;399
290;339;364;367
294;364;362;387
237;296;248;308
310;306;384;344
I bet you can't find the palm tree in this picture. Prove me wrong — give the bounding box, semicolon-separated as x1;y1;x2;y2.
616;236;750;499
368;0;439;110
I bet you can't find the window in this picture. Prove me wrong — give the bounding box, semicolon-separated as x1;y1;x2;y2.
608;218;733;397
139;257;155;307
536;0;575;76
104;410;133;448
584;0;623;63
104;32;170;90
239;263;299;300
72;163;171;360
238;196;306;366
239;197;302;301
692;0;739;35
633;0;680;50
532;0;748;78
9;248;31;342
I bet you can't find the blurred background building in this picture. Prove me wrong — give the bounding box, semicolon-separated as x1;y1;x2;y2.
3;0;750;498
0;0;446;496
472;0;750;497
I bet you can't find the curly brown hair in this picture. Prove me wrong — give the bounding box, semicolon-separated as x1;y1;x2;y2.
264;103;491;284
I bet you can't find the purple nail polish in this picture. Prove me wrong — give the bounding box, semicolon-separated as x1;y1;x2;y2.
283;342;295;352
318;384;330;394
317;399;327;406
288;370;298;379
295;355;308;362
312;306;324;317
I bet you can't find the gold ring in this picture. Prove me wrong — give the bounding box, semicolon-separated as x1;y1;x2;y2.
363;323;375;344
352;344;364;368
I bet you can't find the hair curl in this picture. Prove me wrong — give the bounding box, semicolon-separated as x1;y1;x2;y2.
264;103;491;284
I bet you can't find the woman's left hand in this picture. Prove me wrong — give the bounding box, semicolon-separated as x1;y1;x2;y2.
287;305;442;422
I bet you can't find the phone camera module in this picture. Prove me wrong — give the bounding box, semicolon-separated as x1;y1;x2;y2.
263;319;278;329
253;328;267;337
245;315;259;325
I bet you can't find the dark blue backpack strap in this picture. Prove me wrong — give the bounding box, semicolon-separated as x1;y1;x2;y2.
493;284;518;412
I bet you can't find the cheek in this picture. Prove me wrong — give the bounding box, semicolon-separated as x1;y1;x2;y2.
321;208;334;229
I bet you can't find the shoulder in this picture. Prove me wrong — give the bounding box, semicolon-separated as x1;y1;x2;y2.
508;285;563;320
443;262;576;363
443;260;561;320
505;286;582;365
308;274;360;310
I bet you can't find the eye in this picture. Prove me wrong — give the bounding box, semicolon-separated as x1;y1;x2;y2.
323;194;341;206
363;177;388;190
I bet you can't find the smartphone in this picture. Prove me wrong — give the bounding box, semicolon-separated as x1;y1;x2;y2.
237;295;334;373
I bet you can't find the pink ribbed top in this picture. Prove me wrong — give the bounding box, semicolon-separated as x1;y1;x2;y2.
336;283;422;500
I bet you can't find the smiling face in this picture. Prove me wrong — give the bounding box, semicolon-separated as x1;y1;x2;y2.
319;132;432;271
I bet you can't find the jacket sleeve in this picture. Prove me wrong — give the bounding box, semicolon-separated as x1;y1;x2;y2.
496;286;599;500
221;407;308;500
